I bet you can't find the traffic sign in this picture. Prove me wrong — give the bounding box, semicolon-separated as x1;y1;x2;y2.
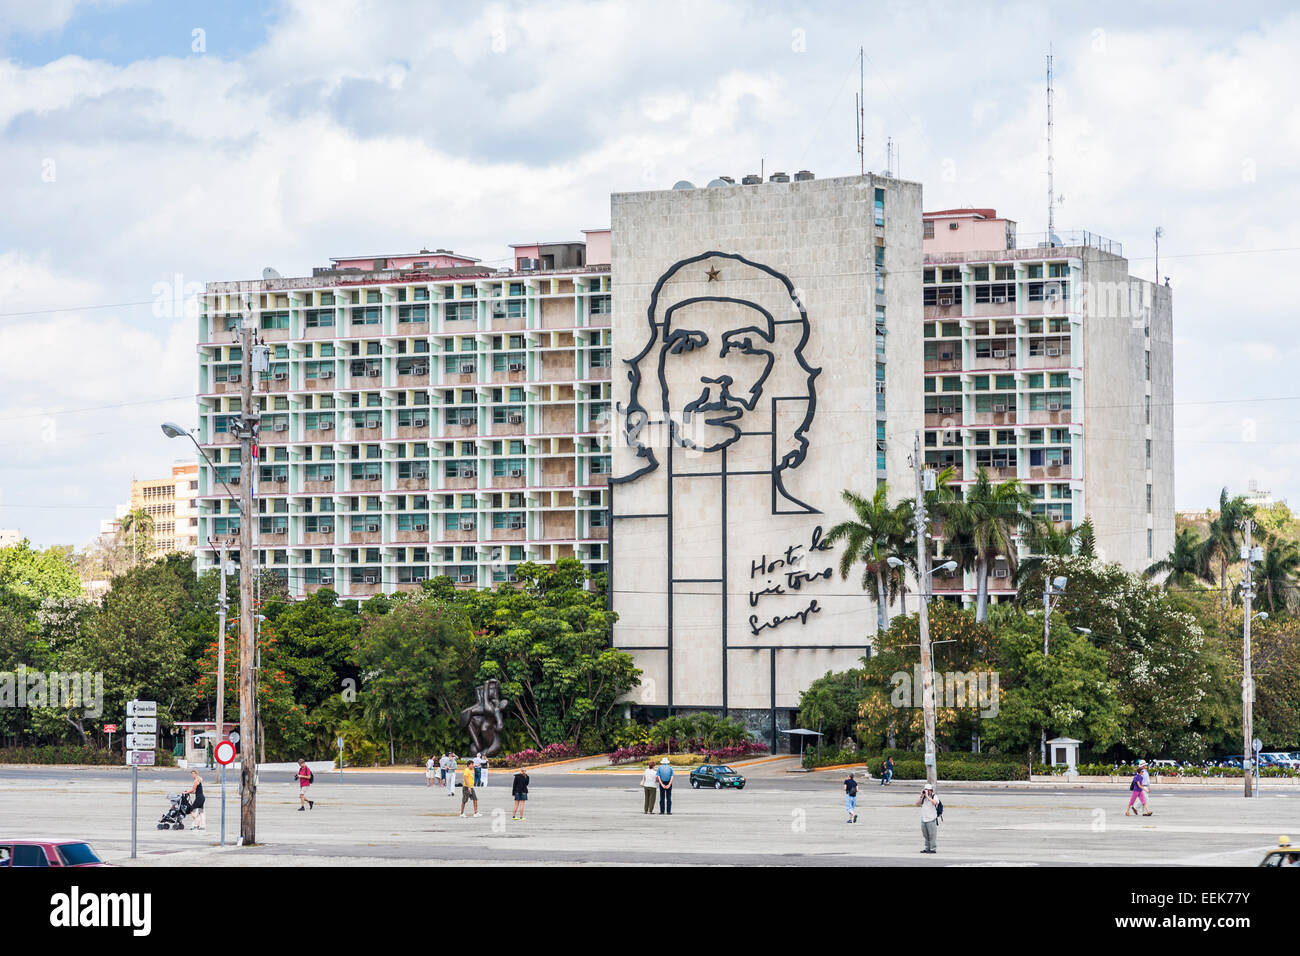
1253;738;1263;753
126;700;156;717
228;731;240;745
214;740;236;765
103;724;117;733
127;750;156;766
126;733;157;750
125;716;156;734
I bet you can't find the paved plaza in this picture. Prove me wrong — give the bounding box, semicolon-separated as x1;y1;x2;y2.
1;758;1294;866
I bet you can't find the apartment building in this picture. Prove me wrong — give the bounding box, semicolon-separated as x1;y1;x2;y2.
194;240;613;597
921;208;1174;601
129;461;199;557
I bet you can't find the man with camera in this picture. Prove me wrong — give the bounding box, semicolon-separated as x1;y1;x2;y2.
916;782;940;854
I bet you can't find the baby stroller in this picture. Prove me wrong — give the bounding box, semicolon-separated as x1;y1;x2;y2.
157;792;193;830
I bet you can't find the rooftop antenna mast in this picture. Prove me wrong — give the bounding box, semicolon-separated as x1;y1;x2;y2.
1046;47;1057;242
856;46;865;176
886;137;893;177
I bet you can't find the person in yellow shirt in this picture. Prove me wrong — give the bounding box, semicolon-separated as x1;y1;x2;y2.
459;758;480;818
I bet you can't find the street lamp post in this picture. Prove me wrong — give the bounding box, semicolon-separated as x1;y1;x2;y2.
1041;575;1068;765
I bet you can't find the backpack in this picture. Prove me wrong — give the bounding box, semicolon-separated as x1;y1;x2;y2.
306;768;314;783
935;799;944;820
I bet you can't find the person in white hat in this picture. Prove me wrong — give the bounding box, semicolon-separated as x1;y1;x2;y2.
656;756;675;815
916;782;939;853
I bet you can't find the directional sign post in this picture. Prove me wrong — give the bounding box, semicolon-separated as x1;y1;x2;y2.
125;716;156;734
126;700;155;859
338;736;345;782
214;739;236;847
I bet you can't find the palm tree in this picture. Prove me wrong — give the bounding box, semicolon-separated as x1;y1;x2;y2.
939;467;1034;623
825;485;905;634
1144;527;1208;591
1255;535;1300;614
1015;516;1080;587
889;467;959;616
1197;488;1252;610
118;507;155;566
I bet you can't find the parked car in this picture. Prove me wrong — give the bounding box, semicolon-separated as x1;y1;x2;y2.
1220;756;1244;768
1259;836;1300;867
689;764;746;790
0;840;108;867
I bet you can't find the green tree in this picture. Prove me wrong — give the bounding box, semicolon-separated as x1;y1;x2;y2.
797;669;868;749
980;605;1123;758
260;588;361;713
352;596;477;762
1254;536;1300;615
1145;527;1209;591
940;467;1034;623
1016;516;1081;587
118;508;156;564
0;539;82;607
473;559;637;749
824;485;905;634
1198;488;1252;611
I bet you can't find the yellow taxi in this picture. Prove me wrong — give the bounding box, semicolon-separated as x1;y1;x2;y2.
1259;836;1300;867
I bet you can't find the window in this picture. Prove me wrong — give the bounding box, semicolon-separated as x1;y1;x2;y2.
305;308;334;328
398;305;429;323
923;220;934;239
590;295;611;315
446;302;475;321
261;311;289;330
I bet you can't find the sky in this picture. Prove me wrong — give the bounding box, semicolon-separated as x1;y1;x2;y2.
1;0;1298;548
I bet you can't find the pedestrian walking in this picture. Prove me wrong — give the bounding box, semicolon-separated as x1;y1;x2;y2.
459;759;480;818
844;771;858;823
442;752;456;797
511;767;530;820
296;759;315;811
425;754;437;788
184;769;207;830
473;752;486;788
641;760;658;814
916;782;939;853
1126;760;1152;817
880;756;894;786
656;757;674;815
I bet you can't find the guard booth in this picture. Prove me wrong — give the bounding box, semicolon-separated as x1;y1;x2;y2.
782;728;823;757
1046;736;1081;774
175;721;239;768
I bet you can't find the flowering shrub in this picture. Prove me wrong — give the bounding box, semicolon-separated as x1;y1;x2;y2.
610;739;768;765
501;742;581;767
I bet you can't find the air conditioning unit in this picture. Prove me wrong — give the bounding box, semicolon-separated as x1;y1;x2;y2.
228;373;241;383
938;406;955;415
365;420;381;430
1048;510;1065;521
364;575;377;584
993;568;1010;578
320;420;334;430
459;519;476;531
508;414;523;424
273;422;288;432
414;523;428;532
460;364;476;374
993;296;1008;304
509;468;523;477
993;458;1009;468
274;372;288;381
321;474;334;482
464;467;478;478
366;523;380;533
367;368;381;377
413;418;428;428
506;574;519;583
458;574;474;583
1048;402;1063;412
993;404;1007;413
319;369;334;379
320;575;333;585
1046;347;1061;357
938;351;953;360
508;519;524;529
508;362;525;372
993;349;1007;358
939;297;954;307
412;365;428;375
413;468;428;480
319;525;334;534
412;574;427;583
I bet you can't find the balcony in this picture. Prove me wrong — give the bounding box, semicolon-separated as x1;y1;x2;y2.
925;410;961;428
1028;464;1073;480
971;351;1016;371
923;356;962;373
970;410;1016;427
1023;408;1072;426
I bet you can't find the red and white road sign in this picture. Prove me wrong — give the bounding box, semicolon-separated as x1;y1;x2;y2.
214;740;236;765
103;724;117;733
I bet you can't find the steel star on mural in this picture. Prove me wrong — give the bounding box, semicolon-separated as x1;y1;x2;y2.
705;265;721;282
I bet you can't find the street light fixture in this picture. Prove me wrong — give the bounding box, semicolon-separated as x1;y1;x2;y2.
1039;575;1070;764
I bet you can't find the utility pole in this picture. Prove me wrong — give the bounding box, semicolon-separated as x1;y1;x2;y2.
1240;517;1256;798
911;431;938;788
1040;575;1067;765
213;538;229;751
237;299;261;843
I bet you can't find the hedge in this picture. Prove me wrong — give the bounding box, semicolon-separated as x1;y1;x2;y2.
0;746;175;766
1034;762;1300;779
804;747;1029;780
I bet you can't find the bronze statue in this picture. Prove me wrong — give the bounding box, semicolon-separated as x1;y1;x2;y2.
460;678;510;756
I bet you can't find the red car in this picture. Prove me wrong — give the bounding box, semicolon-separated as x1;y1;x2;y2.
0;840;108;867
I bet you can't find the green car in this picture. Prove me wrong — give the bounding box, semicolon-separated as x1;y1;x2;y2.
689;764;746;790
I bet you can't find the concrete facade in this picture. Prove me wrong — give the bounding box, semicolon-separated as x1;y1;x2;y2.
608;174;923;729
921;211;1174;596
